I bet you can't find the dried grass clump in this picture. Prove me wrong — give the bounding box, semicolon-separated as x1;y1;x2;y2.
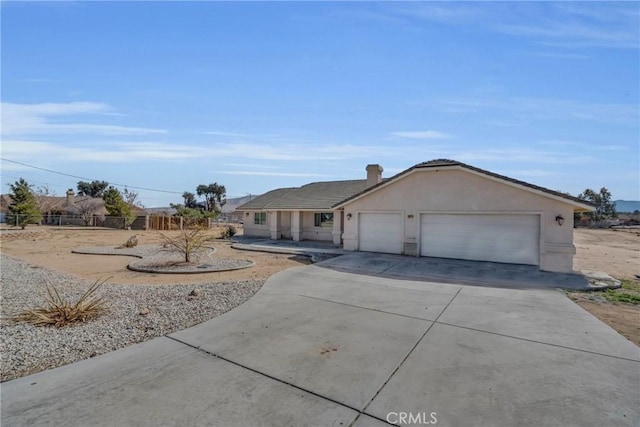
13;278;109;327
123;235;138;248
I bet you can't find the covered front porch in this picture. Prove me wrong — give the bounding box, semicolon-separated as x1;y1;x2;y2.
266;209;344;245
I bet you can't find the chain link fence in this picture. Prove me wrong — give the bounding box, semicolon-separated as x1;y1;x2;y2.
1;214;243;231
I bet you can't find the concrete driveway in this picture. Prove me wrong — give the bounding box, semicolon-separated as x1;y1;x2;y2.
2;264;639;426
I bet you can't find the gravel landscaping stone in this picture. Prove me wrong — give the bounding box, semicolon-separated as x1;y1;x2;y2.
0;254;263;382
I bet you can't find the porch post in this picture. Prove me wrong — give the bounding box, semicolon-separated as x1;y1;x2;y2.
332;210;342;245
269;211;281;240
291;211;302;242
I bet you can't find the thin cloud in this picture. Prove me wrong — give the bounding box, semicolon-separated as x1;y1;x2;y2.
1;140;196;163
526;51;590;59
200;131;279;138
1;102;167;136
224;162;281;170
20;78;55;83
217;171;326;177
391;131;452;139
497;21;639;49
442;97;639;125
454;148;595;165
386;2;639;50
1;139;401;164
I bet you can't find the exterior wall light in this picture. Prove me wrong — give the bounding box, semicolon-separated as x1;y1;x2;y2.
555;215;565;226
346;213;352;220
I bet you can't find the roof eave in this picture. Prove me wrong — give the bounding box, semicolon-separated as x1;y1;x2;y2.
333;163;597;211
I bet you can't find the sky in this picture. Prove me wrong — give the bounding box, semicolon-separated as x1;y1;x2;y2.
1;1;639;207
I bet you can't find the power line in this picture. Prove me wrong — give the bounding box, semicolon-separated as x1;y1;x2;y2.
0;158;183;195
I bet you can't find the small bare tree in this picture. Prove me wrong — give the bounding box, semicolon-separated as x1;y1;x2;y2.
123;186;145;209
75;197;100;226
158;219;215;263
34;185;58;223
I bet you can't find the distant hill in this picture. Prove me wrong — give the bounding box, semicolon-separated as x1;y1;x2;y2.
614;200;640;213
147;195;260;215
222;195;257;213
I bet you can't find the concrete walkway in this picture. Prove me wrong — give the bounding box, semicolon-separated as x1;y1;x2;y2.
2;266;638;426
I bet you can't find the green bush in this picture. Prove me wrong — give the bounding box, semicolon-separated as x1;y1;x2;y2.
220;225;237;239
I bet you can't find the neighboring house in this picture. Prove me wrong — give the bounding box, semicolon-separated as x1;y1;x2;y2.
238;160;595;273
616;213;640;226
0;194;12;223
0;190;145;225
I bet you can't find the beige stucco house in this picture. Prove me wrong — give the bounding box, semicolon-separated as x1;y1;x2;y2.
238;160;594;273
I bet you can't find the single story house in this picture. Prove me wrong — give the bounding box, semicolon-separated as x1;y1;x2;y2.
238;160;595;273
1;190;146;226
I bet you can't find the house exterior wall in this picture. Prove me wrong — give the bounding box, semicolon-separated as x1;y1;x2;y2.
280;211;292;239
241;212;271;238
241;210;335;241
301;211;334;241
341;169;577;273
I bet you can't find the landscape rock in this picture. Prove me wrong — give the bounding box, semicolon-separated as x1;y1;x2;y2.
0;255;264;382
124;235;138;248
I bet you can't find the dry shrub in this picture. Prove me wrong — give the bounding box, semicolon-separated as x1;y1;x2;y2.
220;224;237;239
13;278;108;327
158;219;215;263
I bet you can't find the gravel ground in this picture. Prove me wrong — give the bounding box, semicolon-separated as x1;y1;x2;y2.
0;254;263;382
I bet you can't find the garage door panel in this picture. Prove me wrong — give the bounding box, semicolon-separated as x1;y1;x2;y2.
420;214;539;265
359;213;403;254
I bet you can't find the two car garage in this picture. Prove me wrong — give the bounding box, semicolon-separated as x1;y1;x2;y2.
358;212;541;266
338;160;593;273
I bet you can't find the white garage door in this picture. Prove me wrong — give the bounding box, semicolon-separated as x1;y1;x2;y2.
359;213;403;254
420;214;540;265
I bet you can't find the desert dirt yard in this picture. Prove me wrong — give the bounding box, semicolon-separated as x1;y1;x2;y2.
569;227;640;346
0;226;310;285
1;226;638;346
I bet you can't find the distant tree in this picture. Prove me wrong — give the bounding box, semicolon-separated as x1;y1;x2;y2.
103;186;135;228
182;191;199;209
123;187;144;209
169;205;204;218
577;187;617;224
33;185;58;223
77;180;109;197
7;178;42;229
196;183;226;213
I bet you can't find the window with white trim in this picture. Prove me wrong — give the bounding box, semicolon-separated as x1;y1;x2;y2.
254;212;267;225
314;212;334;227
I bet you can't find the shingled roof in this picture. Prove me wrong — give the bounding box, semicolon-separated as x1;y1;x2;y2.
237;180;371;211
333;159;596;209
235;188;295;210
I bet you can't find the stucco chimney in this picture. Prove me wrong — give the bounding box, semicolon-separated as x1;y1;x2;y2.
366;164;383;187
66;189;75;207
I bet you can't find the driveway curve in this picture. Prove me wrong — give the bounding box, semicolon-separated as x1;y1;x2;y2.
2;265;639;426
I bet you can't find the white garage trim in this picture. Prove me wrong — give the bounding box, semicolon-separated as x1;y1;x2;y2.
420;213;541;265
358;212;404;254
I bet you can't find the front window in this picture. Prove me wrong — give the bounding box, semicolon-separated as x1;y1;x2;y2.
314;212;333;227
254;212;267;225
